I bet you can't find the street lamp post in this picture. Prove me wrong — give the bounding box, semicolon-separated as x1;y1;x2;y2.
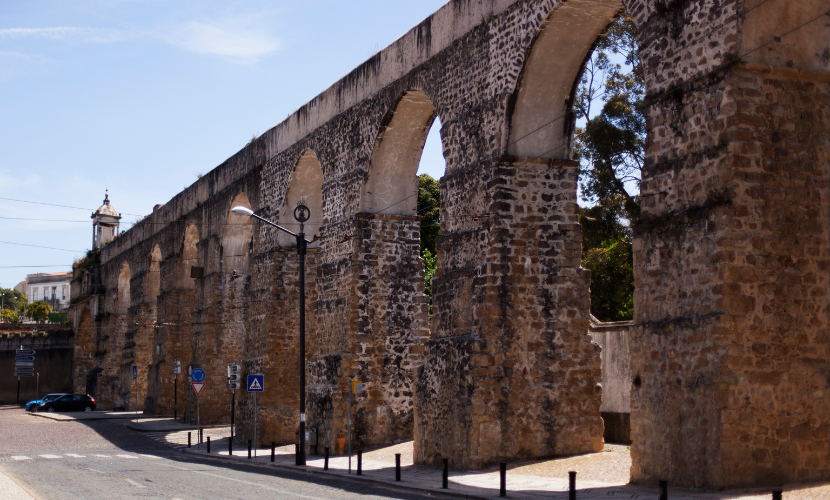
231;204;311;466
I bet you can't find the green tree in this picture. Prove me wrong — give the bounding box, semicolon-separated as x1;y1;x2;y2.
1;309;19;324
574;14;644;222
418;173;441;314
422;248;437;315
418;174;440;256
574;14;642;322
48;312;68;324
27;301;52;324
0;287;26;313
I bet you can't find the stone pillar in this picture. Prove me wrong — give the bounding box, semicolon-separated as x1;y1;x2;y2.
415;158;603;469
631;63;830;488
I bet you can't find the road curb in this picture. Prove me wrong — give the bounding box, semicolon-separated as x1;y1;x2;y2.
180;447;494;500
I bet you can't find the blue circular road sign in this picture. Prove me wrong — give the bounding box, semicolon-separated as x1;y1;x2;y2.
191;368;206;383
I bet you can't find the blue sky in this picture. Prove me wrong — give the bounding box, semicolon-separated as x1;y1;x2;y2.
0;0;449;290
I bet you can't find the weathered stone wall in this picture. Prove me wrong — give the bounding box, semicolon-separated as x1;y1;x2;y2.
0;329;74;405
589;318;632;444
67;0;829;489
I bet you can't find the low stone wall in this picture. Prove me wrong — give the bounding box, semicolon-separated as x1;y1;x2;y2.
0;329;74;405
589;318;632;444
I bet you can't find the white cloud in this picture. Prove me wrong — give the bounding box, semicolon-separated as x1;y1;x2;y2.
164;21;280;65
0;22;280;65
0;27;134;43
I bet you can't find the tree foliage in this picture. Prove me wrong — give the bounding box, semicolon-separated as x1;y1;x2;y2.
27;301;52;324
0;287;27;313
418;174;441;314
574;14;644;222
574;14;643;322
1;309;20;324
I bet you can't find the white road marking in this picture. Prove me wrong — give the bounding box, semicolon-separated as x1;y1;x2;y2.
39;455;61;459
116;454;137;459
84;468;106;474
158;462;321;499
124;478;147;488
10;457;30;461
93;455;111;458
66;454;86;458
138;454;161;459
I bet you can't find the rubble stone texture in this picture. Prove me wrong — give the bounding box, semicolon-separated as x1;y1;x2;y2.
68;0;829;490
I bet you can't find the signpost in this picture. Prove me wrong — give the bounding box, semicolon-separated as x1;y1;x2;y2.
348;380;363;473
191;368;206;444
174;360;181;420
14;347;36;404
248;374;264;457
132;365;138;419
228;364;241;442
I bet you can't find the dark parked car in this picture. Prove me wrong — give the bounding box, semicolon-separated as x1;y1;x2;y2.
25;393;66;412
38;394;97;413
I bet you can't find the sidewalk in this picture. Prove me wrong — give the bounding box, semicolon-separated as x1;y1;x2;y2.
172;431;829;500
29;410;157;421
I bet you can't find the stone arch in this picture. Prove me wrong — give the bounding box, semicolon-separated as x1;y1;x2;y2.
177;223;200;289
362;90;438;215
145;244;162;303
279;151;323;247
507;0;626;159
115;262;130;315
222;193;254;272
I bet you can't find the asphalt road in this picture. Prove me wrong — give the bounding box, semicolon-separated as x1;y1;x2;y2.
0;406;439;500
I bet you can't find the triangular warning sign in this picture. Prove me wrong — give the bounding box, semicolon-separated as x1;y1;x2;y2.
191;382;205;395
248;378;262;391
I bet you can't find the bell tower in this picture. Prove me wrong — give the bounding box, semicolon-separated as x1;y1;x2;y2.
91;191;122;249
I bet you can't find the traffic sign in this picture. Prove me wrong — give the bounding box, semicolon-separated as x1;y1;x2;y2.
229;382;241;390
247;374;264;392
15;362;34;367
13;366;34;372
191;368;206;383
15;356;34;361
132;365;138;380
16;350;35;356
14;373;34;377
173;366;181;375
191;382;205;395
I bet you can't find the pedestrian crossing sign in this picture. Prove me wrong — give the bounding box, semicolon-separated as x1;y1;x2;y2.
247;374;264;392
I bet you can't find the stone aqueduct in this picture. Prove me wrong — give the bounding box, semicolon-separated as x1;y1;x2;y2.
69;0;830;489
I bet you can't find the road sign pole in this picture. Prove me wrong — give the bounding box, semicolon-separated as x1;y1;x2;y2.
231;389;235;441
254;392;258;458
16;377;20;405
197;394;200;449
174;374;178;420
348;382;352;473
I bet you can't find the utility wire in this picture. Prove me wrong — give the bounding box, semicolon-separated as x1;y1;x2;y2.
0;241;85;253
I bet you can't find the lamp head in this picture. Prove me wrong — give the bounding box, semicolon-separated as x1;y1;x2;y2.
231;206;254;217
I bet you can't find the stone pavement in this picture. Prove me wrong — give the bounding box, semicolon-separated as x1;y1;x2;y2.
31;414;828;499
29;410;156;421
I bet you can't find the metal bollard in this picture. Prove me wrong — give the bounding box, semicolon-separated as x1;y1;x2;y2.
295;443;300;465
569;471;576;500
659;479;668;500
199;428;203;444
228;436;233;456
357;450;363;475
271;442;275;462
207;436;210;454
187;432;191;448
248;440;252;459
395;453;401;481
499;462;507;498
442;458;449;489
324;447;330;471
772;491;782;500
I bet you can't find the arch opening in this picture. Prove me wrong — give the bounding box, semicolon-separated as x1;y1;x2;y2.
177;224;200;289
363;90;437;216
146;244;162;303
279;151;323;247
508;0;625;160
223;193;254;272
115;262;130;315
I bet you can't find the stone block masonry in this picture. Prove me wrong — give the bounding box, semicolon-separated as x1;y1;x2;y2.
68;0;829;489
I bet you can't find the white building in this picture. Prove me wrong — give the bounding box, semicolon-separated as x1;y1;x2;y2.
24;272;72;312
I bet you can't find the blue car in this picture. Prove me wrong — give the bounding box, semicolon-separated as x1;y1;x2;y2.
25;393;67;412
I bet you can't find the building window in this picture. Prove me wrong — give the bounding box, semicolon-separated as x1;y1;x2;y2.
32;288;38;301
52;287;57;300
